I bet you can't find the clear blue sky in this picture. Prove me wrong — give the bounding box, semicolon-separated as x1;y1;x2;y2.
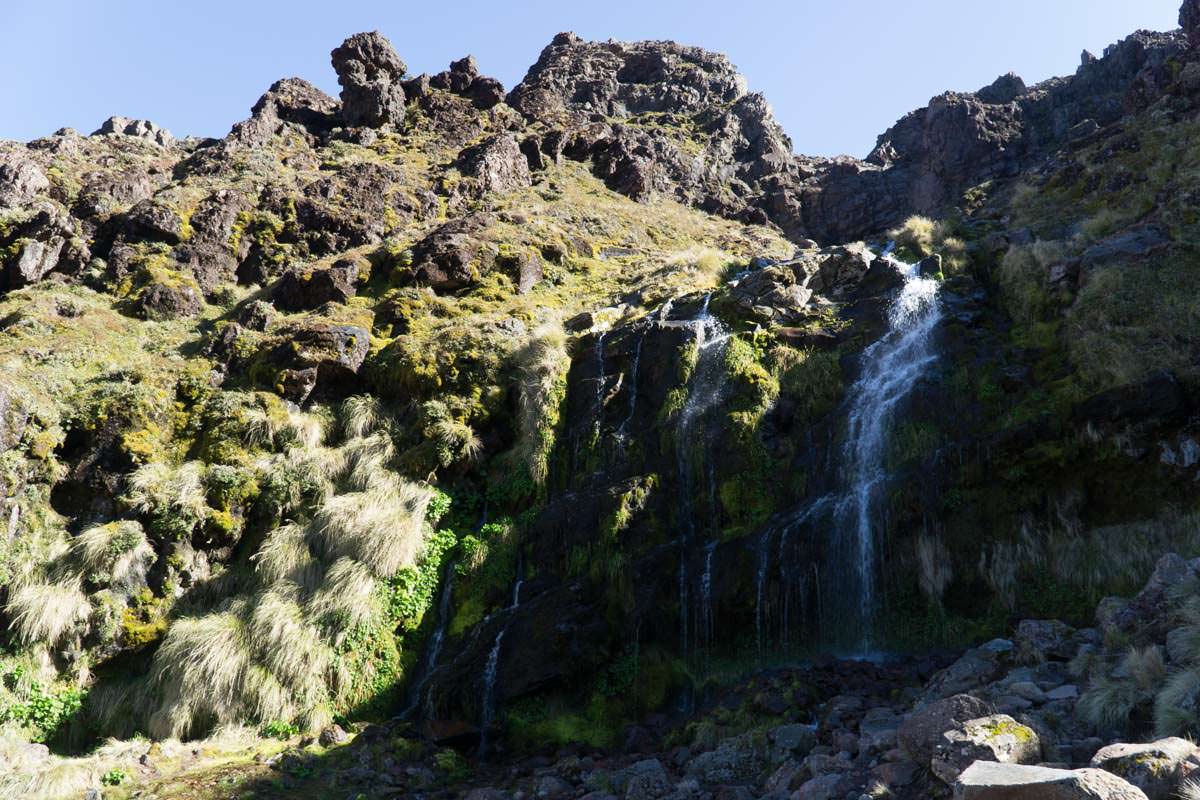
3;0;1181;158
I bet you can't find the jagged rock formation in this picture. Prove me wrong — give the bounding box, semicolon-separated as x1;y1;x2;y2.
331;31;409;127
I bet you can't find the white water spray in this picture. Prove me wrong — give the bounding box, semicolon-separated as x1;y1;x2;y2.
834;248;941;650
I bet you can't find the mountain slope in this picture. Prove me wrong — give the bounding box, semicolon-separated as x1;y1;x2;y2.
1;6;1200;799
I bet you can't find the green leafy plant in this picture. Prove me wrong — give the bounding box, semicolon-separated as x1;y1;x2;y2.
260;719;300;740
102;768;128;786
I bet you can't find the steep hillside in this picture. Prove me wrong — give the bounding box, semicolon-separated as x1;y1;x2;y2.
2;5;1200;799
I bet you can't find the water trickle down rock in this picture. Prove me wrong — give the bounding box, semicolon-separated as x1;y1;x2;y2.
402;562;457;719
479;562;524;757
672;295;730;659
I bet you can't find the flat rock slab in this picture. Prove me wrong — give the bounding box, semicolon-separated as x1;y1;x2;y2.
955;761;1148;799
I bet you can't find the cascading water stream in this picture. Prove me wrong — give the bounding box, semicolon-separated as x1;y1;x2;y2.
479;561;524;756
617;331;646;439
672;294;730;658
832;247;941;652
700;540;717;648
400;563;457;719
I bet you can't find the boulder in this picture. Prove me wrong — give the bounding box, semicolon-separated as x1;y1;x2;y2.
2;206;87;291
405;213;494;292
685;733;768;785
92;116;174;147
458;133;532;196
931;714;1041;784
237;299;277;332
318;724;348;746
134;281;202;320
296;161;415;253
257;322;370;403
431;55;506;110
612;758;669;800
229;78;340;146
954;761;1148;799
1089;738;1200;800
793;773;844;800
859;707;902;751
124;199;186;244
274;258;362;311
770;723;817;756
898;694;994;764
1015;620;1077;663
331;31;407;128
0;150;49;208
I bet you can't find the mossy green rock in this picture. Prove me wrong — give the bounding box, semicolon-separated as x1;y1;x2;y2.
932;714;1041;785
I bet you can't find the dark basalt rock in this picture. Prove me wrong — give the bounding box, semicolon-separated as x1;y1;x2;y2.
257;322;370;403
403;212;495;292
273;257;362;311
0;205;88;292
124;199;185;244
977;72;1029;105
229;78;340;146
330;31;407;128
430;54;506;110
134;281;202;320
1073;370;1188;426
416;91;485;147
508;33;747;123
295;161;416;253
74;167;154;220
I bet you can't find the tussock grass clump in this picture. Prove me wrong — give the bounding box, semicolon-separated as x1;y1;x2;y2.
6;579;91;647
996;239;1071;325
887;215;969;275
1154;667;1200;737
514;322;571;484
144;398;434;739
71;522;152;594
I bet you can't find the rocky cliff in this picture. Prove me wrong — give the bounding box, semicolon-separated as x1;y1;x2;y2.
2;5;1200;799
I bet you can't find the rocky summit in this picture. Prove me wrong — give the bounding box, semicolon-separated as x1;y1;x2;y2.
4;5;1200;799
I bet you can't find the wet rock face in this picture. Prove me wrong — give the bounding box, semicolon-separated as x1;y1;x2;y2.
331;31;408;127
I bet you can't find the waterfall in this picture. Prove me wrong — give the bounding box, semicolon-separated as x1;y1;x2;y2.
400;563;456;719
593;330;608;429
832;249;941;652
755;528;773;659
673;294;730;658
618;331;646;439
479;563;524;756
700;540;717;648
